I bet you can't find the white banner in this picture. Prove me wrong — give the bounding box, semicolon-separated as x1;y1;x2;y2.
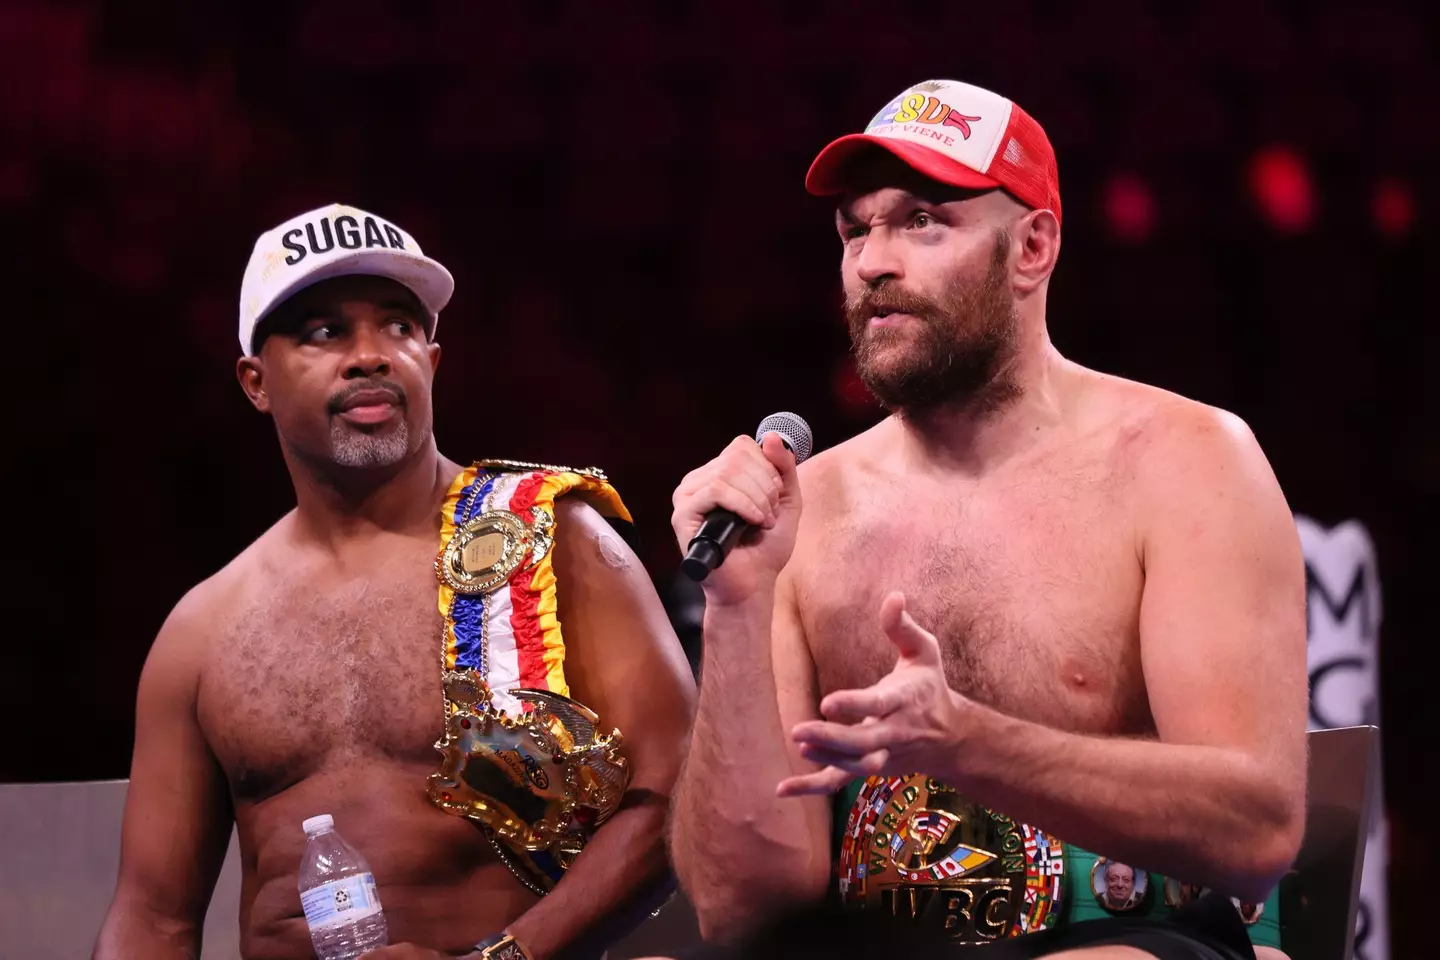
1297;515;1387;960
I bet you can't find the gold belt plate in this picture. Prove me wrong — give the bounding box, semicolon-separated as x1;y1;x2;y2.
838;775;1067;943
436;508;555;596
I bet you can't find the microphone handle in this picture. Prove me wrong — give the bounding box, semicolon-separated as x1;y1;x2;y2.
681;507;749;582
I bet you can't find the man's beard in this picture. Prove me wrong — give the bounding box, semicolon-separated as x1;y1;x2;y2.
283;379;427;470
845;230;1021;418
329;418;414;468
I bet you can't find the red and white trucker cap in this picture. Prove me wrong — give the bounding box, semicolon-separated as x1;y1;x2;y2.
805;79;1062;225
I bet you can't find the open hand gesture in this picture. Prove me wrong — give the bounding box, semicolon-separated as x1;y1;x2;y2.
778;592;966;797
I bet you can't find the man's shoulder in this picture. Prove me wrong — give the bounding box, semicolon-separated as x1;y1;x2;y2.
162;513;295;641
1085;371;1259;471
1082;370;1278;518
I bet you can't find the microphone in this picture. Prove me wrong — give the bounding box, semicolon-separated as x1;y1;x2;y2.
681;412;814;583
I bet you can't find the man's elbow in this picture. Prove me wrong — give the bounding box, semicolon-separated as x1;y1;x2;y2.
93;891;202;960
687;869;830;944
673;831;829;942
1233;799;1305;902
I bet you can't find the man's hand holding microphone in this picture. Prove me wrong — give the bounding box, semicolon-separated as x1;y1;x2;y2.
670;412;813;605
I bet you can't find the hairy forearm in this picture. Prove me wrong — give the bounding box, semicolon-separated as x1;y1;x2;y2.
92;900;200;960
505;796;672;960
949;704;1303;901
671;598;828;927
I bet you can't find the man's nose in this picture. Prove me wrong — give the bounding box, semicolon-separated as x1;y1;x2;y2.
854;230;903;286
342;325;392;379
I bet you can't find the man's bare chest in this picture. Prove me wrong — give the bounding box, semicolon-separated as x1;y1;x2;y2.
197;564;448;801
797;486;1151;736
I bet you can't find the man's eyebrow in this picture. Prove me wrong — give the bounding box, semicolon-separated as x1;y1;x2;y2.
837;190;930;222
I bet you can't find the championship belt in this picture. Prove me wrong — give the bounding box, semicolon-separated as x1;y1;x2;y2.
426;460;632;895
837;775;1067;943
837;775;1285;950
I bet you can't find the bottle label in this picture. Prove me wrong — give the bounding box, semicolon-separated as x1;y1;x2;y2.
300;874;382;931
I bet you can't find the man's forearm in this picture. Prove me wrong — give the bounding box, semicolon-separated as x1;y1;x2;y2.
671;598;828;924
92;902;200;960
949;703;1303;900
503;797;671;960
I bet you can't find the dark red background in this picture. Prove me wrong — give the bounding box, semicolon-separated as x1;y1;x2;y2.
2;1;1434;955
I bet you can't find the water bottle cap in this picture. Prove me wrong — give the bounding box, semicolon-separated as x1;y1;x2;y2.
302;814;334;835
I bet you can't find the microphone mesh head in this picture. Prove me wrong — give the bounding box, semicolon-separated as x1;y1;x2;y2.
755;412;814;464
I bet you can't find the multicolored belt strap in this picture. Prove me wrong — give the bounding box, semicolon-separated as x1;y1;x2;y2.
427;460;633;894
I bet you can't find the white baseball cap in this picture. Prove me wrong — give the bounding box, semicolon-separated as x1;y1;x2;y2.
805;79;1062;226
237;203;455;355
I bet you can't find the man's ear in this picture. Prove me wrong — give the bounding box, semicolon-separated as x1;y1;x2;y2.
427;339;442;374
237;355;270;413
1012;208;1061;295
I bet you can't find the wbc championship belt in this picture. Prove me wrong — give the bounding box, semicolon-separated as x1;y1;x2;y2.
838;776;1285;949
426;460;632;895
837;775;1067;943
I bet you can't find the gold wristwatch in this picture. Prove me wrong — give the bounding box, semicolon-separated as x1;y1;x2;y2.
474;932;533;960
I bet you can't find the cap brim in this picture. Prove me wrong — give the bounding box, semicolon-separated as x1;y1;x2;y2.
248;249;455;354
805;135;1004;196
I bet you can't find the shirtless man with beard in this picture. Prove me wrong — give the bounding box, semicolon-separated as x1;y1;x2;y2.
94;204;695;960
667;80;1304;960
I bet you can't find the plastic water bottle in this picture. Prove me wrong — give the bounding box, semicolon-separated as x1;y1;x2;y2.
298;814;389;958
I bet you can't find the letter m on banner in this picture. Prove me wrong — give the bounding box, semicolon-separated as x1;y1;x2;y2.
1296;515;1387;960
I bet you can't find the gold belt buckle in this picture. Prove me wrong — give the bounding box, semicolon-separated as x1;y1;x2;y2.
427;677;629;873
